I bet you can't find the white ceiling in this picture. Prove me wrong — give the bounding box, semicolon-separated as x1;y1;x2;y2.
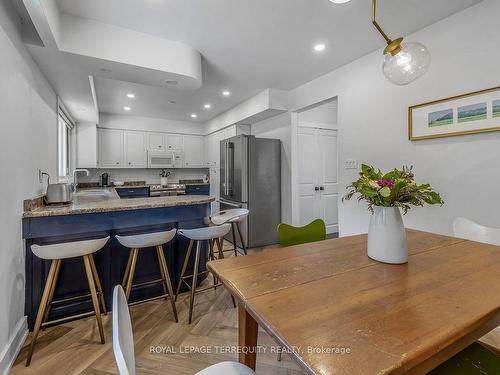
26;0;483;123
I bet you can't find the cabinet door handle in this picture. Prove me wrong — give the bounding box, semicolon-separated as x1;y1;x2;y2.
314;186;320;191
320;186;325;191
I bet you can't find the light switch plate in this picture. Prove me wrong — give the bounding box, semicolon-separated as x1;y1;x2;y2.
344;159;358;170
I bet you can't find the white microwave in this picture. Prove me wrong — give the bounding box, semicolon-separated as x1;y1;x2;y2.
148;150;182;168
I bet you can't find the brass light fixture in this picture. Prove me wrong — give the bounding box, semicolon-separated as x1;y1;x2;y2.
371;0;431;85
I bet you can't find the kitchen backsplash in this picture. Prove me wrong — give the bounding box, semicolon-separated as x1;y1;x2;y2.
78;168;209;185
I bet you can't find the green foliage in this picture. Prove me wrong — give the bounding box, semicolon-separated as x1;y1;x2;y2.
343;164;444;214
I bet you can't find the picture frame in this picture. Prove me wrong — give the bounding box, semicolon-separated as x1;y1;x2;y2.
408;86;500;140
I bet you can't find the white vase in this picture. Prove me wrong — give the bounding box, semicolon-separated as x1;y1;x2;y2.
160;177;169;187
367;206;408;264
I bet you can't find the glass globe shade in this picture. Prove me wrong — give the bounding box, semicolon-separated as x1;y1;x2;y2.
382;42;431;85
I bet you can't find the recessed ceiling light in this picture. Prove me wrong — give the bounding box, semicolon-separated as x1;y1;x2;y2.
165;80;178;85
314;43;326;52
222;90;231;96
191;113;198;118
329;0;351;3
126;93;135;98
123;106;131;111
204;104;212;109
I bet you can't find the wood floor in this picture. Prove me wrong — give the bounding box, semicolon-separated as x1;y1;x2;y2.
11;244;500;375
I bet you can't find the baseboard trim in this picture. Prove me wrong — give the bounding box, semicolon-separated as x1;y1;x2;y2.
0;316;28;375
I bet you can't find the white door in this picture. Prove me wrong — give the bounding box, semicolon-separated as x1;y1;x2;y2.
124;131;147;168
148;133;165;151
296;127;339;234
317;129;339;233
98;129;124;168
183;135;205;168
166;134;183;150
297;127;319;226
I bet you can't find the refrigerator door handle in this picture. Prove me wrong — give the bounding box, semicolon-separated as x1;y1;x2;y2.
227;142;233;196
224;142;229;196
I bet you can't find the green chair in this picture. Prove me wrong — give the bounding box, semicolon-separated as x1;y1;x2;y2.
276;219;327;362
429;342;500;375
277;219;327;247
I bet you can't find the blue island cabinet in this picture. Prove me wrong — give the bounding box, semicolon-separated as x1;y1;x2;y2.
22;203;210;330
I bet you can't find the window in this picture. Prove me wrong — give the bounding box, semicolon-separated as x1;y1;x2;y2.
57;104;74;179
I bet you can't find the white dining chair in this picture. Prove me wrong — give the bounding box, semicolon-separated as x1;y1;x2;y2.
112;285;255;375
453;217;500;245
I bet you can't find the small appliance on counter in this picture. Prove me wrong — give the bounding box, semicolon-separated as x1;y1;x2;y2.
100;173;110;187
42;173;74;205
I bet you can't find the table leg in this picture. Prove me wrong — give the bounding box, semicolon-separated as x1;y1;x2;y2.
238;304;258;370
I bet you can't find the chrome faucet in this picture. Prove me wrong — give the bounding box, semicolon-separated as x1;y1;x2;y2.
72;169;89;191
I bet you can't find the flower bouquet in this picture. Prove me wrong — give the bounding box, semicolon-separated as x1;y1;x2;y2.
344;164;443;264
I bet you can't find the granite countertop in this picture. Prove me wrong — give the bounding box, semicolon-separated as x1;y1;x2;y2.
23;188;214;218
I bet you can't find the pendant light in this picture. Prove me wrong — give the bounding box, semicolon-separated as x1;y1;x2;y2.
371;0;430;85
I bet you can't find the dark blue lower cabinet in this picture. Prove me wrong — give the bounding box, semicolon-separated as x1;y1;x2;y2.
23;204;210;330
185;185;210;195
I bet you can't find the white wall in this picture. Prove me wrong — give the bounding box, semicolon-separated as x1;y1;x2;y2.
99;113;205;135
290;0;500;237
0;1;57;372
251;112;293;223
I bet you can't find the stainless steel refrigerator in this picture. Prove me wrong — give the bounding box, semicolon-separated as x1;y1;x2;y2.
220;134;281;248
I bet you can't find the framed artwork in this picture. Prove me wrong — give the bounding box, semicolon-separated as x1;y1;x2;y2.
408;86;500;140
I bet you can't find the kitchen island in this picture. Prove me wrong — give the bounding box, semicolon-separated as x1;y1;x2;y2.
23;188;214;329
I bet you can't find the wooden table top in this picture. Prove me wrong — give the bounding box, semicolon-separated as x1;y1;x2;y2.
207;230;500;375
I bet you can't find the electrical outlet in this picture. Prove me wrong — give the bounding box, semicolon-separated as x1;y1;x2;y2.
344;159;358;170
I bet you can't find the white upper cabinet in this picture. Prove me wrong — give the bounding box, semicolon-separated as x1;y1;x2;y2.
166;135;183;150
147;132;165;150
183;135;205;168
98;128;124;168
124;130;147;168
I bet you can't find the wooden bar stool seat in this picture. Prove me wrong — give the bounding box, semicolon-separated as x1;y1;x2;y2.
175;224;235;324
26;236;110;366
115;229;178;322
210;208;249;257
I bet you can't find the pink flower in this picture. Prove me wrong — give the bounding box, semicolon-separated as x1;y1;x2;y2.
377;179;395;189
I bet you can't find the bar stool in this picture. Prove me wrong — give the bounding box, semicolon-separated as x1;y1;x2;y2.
175;224;234;324
210;208;249;257
26;236;109;366
116;229;178;322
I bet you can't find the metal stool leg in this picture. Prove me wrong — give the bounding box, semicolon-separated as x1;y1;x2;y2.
156;245;178;323
89;255;107;315
83;255;105;344
235;222;248;255
124;249;138;301
26;259;59;366
175;240;194;301
231;223;238;257
188;241;202;324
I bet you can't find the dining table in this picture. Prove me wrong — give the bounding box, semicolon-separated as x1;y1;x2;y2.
207;229;500;374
